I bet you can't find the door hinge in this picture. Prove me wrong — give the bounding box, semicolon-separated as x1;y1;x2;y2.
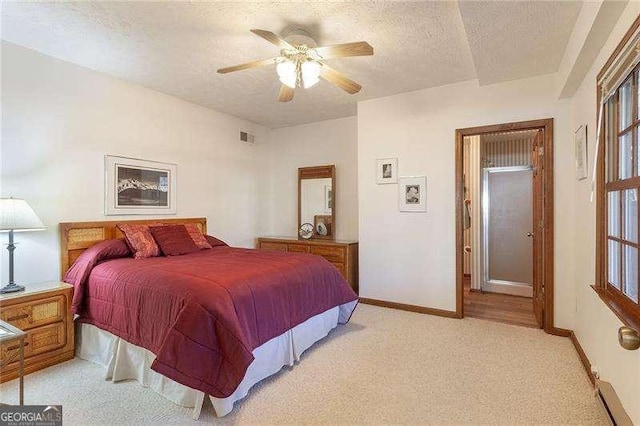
538;220;544;229
538;146;544;156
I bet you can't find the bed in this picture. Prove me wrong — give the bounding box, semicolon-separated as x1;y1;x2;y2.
59;218;358;418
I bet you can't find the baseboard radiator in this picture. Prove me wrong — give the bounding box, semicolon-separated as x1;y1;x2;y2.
595;380;633;426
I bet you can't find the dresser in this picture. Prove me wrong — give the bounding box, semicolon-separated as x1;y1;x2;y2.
0;282;74;383
257;237;359;293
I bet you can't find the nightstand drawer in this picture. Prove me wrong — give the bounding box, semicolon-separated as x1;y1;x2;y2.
260;242;288;251
0;282;74;383
1;295;65;331
1;321;66;365
310;246;346;263
288;244;310;253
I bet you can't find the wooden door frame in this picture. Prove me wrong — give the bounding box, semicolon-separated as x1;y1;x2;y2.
455;118;561;335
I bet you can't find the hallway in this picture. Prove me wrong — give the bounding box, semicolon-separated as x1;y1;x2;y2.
464;276;538;328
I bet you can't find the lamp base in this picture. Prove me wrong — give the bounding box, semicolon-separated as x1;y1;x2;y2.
0;283;25;294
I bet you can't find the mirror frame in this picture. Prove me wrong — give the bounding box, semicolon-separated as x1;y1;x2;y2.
298;165;336;240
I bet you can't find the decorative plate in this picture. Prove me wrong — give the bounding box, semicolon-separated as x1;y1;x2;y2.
316;222;328;236
299;223;314;239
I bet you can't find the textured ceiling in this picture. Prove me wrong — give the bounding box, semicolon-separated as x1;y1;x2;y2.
458;1;582;85
1;2;581;128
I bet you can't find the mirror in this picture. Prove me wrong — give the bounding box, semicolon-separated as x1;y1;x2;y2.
298;165;335;239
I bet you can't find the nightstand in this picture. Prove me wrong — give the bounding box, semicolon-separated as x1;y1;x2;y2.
0;282;74;383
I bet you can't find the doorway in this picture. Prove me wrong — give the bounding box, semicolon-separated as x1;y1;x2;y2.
455;119;556;333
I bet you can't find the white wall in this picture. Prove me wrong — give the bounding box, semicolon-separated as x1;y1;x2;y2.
268;117;358;241
0;42;272;284
357;74;576;328
569;2;640;424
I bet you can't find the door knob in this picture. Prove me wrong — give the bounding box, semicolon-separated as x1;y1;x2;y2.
618;326;640;350
526;232;534;237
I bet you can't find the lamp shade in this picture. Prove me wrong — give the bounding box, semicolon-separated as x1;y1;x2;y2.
277;61;297;88
0;198;45;232
301;61;320;89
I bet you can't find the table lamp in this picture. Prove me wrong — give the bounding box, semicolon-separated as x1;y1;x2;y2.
0;198;45;294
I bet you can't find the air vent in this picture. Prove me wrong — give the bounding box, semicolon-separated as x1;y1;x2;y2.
240;131;255;144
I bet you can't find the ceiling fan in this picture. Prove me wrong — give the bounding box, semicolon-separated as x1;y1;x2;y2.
217;29;373;102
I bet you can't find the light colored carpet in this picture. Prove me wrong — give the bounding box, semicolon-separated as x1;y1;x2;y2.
0;304;605;425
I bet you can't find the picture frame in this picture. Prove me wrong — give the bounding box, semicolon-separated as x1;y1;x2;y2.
324;185;333;214
105;155;177;215
574;125;588;180
376;158;398;184
313;214;333;238
398;176;427;212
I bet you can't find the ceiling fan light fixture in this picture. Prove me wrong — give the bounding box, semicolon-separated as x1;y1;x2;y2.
276;61;297;88
301;61;321;89
218;29;372;102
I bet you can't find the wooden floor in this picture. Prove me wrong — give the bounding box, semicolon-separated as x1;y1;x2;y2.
464;276;539;328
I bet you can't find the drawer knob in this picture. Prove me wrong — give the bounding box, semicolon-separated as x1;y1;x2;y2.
6;313;29;322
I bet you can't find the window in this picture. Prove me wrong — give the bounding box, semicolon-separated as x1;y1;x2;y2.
597;16;640;328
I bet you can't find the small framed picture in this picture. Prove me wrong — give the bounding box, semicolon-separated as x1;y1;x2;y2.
574;125;588;180
399;176;426;212
376;158;398;184
313;215;333;238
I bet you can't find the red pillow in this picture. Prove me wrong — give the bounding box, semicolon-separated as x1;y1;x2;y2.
117;224;160;259
206;235;228;247
149;225;200;256
183;223;212;249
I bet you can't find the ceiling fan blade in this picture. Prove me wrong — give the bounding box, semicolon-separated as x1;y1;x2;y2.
278;85;294;102
217;57;280;74
312;41;373;59
250;29;295;50
319;64;362;94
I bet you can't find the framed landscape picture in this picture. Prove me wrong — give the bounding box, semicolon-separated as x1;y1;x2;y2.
398;176;426;212
105;155;177;215
376;158;398;184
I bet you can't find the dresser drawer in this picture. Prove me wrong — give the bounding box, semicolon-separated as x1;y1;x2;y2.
310;246;346;263
1;295;65;331
288;244;310;254
260;242;288;251
257;237;358;294
1;321;66;365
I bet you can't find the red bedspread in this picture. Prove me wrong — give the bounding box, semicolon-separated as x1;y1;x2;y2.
65;245;357;398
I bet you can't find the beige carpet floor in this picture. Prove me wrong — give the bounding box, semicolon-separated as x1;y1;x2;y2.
0;304;606;425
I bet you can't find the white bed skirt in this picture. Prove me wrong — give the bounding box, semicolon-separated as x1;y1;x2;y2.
76;300;357;419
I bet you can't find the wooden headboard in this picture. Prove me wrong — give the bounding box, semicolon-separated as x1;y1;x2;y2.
59;217;207;278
